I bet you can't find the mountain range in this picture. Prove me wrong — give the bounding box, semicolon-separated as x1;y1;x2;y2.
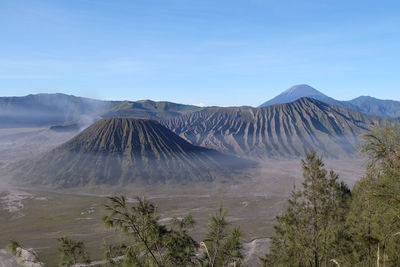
0;93;109;128
259;84;400;118
1;87;397;159
1;85;398;130
0;93;200;128
164;97;383;158
3;85;398;187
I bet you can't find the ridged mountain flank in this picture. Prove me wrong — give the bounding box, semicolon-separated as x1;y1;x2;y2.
11;118;254;187
164;98;385;158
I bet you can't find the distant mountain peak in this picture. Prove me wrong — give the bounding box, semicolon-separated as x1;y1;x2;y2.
259;84;330;107
282;84;326;97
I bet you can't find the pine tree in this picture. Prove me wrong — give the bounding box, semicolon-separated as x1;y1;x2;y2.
261;152;351;266
201;205;243;267
345;123;400;266
103;195;198;266
103;243;127;267
58;236;90;266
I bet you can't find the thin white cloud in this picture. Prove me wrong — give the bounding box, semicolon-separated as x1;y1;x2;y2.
192;102;206;107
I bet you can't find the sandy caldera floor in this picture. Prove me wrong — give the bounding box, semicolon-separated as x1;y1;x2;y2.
0;157;365;266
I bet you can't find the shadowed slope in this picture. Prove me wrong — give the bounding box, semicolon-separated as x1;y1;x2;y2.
164;98;384;158
11;118;254;187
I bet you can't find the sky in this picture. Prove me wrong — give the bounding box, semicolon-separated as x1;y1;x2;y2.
0;0;399;107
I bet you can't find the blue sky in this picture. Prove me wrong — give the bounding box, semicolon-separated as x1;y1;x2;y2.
0;0;399;106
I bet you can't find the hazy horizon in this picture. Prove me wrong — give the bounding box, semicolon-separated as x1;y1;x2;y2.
1;83;400;108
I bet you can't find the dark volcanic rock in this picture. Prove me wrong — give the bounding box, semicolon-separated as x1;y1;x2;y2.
11;118;254;187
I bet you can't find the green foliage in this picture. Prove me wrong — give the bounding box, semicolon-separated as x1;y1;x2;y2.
262;152;352;267
263;125;400;266
360;123;400;169
58;236;90;266
7;240;21;256
201;205;243;267
102;243;127;267
103;195;198;267
345;123;400;266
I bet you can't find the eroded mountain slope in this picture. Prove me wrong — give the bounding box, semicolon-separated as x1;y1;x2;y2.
164;98;383;158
